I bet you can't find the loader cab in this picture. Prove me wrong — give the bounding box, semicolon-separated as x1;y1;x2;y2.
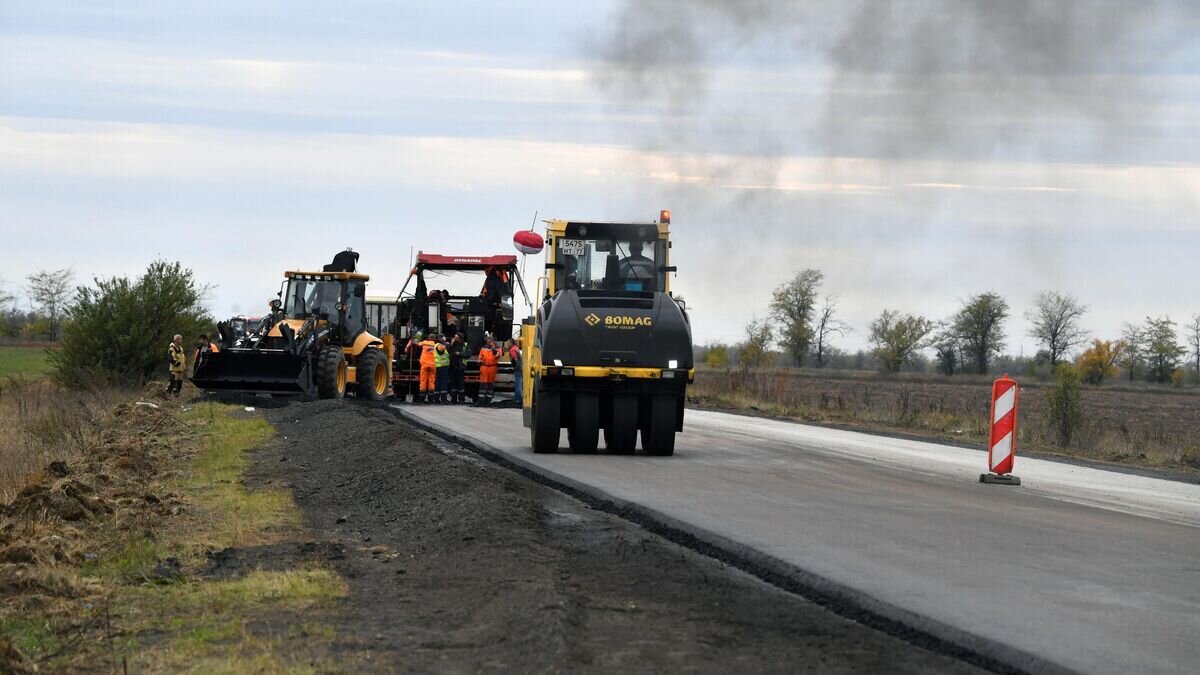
281;272;368;347
546;219;673;297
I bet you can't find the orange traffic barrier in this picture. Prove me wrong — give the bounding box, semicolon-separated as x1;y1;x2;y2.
981;374;1021;486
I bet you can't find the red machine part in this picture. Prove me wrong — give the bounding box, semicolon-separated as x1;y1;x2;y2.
416;253;518;268
513;230;544;255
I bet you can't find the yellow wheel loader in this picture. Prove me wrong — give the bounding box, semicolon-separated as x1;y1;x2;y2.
520;210;694;455
193;250;393;400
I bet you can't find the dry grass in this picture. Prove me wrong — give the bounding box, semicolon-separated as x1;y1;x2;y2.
693;368;1200;473
0;378;132;502
0;389;345;673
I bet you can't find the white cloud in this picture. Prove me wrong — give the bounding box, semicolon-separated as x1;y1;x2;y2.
3;116;1197;220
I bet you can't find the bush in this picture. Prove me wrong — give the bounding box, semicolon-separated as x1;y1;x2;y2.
1171;367;1187;388
1044;363;1084;446
1078;339;1123;385
702;343;729;367
50;260;212;386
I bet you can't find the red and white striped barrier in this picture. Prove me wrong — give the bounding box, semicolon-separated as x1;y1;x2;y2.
981;374;1021;485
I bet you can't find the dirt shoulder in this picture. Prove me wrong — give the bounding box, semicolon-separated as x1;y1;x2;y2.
1;396;345;673
253;399;979;673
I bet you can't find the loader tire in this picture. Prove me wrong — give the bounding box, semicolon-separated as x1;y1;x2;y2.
531;386;560;454
642;394;677;456
604;394;638;454
355;347;389;401
316;346;347;399
568;392;599;454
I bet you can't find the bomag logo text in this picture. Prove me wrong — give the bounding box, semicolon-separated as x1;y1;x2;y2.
603;316;652;327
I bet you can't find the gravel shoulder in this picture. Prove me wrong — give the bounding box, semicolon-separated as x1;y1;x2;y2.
250;398;980;673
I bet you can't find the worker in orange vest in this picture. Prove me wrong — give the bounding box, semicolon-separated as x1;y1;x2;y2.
192;334;219;376
417;332;438;404
476;336;501;405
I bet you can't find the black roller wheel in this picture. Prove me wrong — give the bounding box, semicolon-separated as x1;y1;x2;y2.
605;394;638;454
355;347;389;400
568;392;599;454
531;386;561;454
642;394;677;456
316;345;347;399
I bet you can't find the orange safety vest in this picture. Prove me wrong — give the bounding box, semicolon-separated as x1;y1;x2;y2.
193;342;218;362
418;340;438;367
478;346;499;368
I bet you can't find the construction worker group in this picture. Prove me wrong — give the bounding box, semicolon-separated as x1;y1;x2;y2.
406;331;521;405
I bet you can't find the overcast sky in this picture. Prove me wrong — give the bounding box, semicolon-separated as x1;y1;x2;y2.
2;1;1197;354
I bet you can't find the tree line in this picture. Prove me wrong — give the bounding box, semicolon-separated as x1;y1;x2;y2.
0;269;75;341
2;262;211;386
702;269;1200;387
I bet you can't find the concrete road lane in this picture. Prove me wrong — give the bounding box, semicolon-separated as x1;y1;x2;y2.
396;405;1200;675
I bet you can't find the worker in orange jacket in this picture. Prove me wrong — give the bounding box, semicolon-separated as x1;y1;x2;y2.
417;332;438;404
476;336;501;405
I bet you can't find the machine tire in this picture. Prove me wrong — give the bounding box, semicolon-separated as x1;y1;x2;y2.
531;386;561;454
568;392;599;454
355;347;389;401
604;394;638;454
316;345;347;399
642;394;677;456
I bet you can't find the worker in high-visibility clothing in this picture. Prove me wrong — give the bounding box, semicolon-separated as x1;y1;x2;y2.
433;337;450;404
167;334;186;397
417;332;438;404
476;336;501;406
192;333;219;376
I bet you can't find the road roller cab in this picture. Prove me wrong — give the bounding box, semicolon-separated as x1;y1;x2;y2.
193;250;393;400
521;211;694;455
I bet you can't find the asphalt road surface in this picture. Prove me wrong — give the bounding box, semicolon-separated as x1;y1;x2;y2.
397;404;1200;675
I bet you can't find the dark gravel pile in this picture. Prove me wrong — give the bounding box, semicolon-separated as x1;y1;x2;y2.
248;398;978;673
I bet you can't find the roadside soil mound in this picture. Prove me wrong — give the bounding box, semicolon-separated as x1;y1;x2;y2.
0;402;185;611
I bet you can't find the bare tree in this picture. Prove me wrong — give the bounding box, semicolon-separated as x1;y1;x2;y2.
1026;291;1090;365
931;325;963;376
0;276;15;313
1189;314;1200;382
869;310;934;373
949;292;1009;374
739;317;775;368
770;269;822;366
1119;323;1145;382
26;268;75;341
812;294;848;368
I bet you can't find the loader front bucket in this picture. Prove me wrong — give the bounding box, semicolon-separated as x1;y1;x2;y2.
191;349;313;394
